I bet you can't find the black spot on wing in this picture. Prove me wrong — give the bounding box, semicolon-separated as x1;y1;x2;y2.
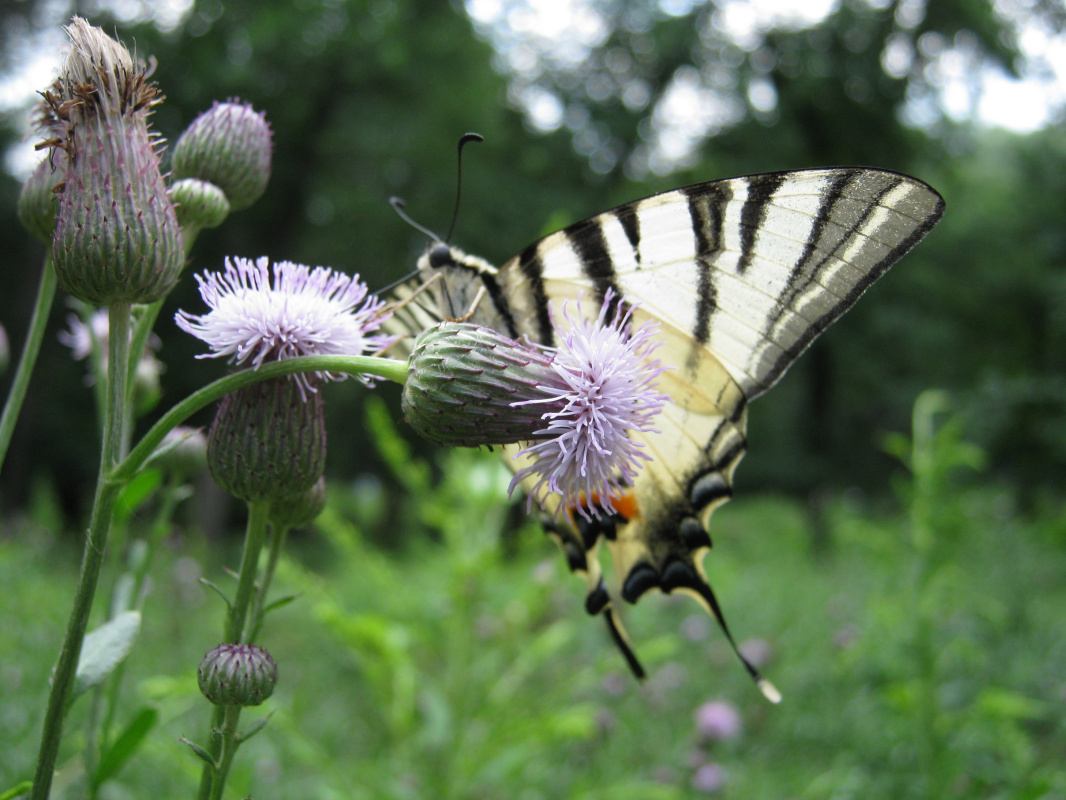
689;472;732;513
585;579;610;615
621;562;659;603
737;172;787;273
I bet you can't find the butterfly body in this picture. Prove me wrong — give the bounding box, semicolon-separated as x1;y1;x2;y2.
393;166;944;686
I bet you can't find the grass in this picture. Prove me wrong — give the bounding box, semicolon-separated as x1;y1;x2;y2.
2;416;1065;799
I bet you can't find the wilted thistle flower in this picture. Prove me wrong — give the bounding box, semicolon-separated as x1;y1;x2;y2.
177;256;394;501
403;292;667;520
198;643;277;707
42;17;183;306
171;100;272;211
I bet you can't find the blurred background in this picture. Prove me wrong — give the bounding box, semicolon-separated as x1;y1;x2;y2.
1;1;1064;798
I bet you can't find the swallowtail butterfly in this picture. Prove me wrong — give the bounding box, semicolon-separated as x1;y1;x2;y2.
391;167;944;694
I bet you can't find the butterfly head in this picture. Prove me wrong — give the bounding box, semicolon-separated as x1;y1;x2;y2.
426;241;455;269
417;241;497;279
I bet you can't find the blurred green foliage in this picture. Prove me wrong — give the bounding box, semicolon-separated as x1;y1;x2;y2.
0;0;1063;523
2;391;1064;798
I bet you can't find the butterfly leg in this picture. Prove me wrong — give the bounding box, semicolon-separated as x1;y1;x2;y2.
447;284;487;323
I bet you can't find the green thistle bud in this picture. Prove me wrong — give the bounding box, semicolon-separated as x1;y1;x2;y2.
17;157;60;242
168;177;230;234
269;475;327;529
207;378;326;502
172;100;272;211
402;321;561;447
46;18;183;306
198;643;278;707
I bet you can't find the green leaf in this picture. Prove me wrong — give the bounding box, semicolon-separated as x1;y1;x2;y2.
92;706;159;788
70;611;141;702
179;737;218;768
238;711;274;744
263;593;301;615
114;467;163;524
199;578;233;610
0;781;32;800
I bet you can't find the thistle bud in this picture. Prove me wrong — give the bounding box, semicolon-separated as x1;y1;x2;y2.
17;157;60;242
168;177;230;235
269;475;327;529
207;378;326;502
402;321;560;447
46;18;183;306
171;100;272;211
198;643;277;707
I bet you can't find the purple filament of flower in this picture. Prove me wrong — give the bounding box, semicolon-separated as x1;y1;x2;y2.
176;256;395;395
509;290;667;520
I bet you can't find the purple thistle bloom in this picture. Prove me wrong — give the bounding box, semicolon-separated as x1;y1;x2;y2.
694;699;743;741
176;256;395;395
509;291;668;521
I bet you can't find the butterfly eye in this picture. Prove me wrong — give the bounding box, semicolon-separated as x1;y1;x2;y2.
428;242;454;269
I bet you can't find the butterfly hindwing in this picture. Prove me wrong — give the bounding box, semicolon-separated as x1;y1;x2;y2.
395;166;944;682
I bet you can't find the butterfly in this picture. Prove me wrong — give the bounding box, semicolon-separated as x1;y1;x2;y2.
389;167;945;696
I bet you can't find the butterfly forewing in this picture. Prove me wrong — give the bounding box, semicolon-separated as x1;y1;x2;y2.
396;166;944;681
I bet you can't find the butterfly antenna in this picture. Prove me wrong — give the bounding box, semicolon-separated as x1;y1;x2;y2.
389;196;442;243
445;132;484;243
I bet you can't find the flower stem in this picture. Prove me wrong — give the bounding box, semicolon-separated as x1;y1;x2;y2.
31;302;131;800
249;521;289;643
0;253;57;476
196;500;271;800
207;705;243;800
112;353;407;485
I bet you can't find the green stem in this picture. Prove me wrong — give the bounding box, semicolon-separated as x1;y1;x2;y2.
112;354;406;485
207;705;243;800
196;500;271;800
98;479;188;755
31;302;132;800
249;522;289;643
0;253;57;475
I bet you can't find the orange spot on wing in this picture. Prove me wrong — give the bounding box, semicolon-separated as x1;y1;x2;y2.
567;491;640;522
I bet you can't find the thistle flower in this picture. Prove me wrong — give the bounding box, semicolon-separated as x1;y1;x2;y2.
175;256;396;397
403;292;667;520
694;699;742;742
43;18;183;305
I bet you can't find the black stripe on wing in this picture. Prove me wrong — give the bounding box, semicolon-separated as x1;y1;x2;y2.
517;242;554;345
682;182;731;348
761;174;946;386
564;220;626;309
737;172;787;273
